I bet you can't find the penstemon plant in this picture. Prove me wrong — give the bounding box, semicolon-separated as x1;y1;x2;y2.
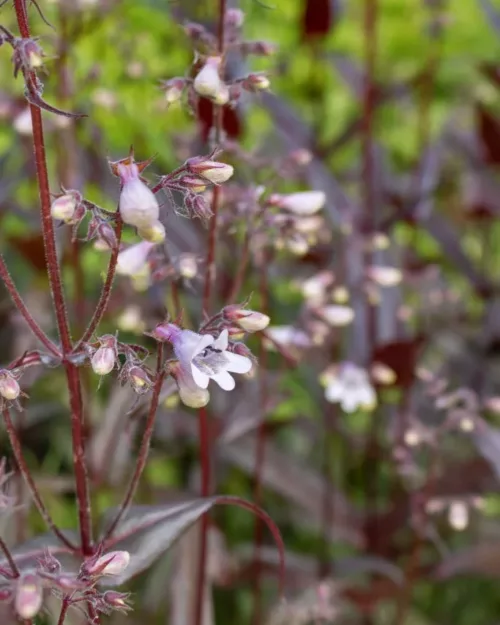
0;0;336;623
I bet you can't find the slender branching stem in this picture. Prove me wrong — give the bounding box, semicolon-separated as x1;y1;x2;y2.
2;408;77;551
13;0;93;556
101;344;165;542
0;257;60;357
0;536;19;578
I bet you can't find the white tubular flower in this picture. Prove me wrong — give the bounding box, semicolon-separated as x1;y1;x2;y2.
154;324;252;393
318;305;355;327
116;241;155;276
323;363;376;413
193;56;223;99
117;162;159;229
271;191;326;216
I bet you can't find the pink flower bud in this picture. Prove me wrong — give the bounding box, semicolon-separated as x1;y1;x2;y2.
116;241;155;276
184;194;213;222
50;193;79;222
15;574;43;620
87;551;130;576
187;158;234;184
127;365;153;394
91;346;116;376
97;221;118;250
137;220;166;243
270;191;326;216
193;57;223;99
117;162;160;229
103;590;131;610
223;306;270;332
0;370;20;400
177;175;208;193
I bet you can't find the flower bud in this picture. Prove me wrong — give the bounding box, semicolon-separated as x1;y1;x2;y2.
187;158;234;184
117;162;160;229
50;193;79;222
87;551;130;576
116;241;155;276
138;220;166;243
193;57;223;99
127;365;153;395
162;78;185;104
184;193;213;222
0;370;20;401
15;574;43;620
270;191;326;216
242;73;270;92
103;591;131;610
177;175;208;193
223;306;270;332
91;346;116;376
97;221;118;250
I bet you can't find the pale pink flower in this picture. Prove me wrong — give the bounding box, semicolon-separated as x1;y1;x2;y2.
117;161;159;229
116;241;155;276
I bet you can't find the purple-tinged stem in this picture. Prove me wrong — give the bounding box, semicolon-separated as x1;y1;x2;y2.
2;409;77;551
0;257;60;357
13;0;93;556
101;344;165;542
0;536;19;577
57;597;70;625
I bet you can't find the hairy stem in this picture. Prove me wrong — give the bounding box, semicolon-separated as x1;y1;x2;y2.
0;536;19;577
13;0;93;556
2;409;77;551
102;344;165;542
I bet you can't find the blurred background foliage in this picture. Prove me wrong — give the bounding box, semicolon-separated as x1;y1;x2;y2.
3;0;500;624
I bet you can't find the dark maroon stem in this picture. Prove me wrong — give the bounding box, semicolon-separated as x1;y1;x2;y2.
101;344;165;542
74;217;123;350
2;408;77;551
57;597;70;625
0;536;19;577
13;0;93;556
0;257;60;357
194;404;211;625
202;186;221;314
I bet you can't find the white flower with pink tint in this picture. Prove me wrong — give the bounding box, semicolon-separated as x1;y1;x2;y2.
322;362;376;413
270;191;326;216
153;324;252;396
117;161;159;229
116;241;155;276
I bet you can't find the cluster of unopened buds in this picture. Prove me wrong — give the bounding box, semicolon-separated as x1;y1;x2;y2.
50;148;234;251
161;9;273;109
0;549;132;620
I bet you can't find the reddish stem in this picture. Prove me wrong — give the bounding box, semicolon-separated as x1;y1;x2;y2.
0;536;19;578
101;344;165;542
202;186;221;314
0;257;60;357
2;408;77;551
57;597;70;625
13;0;93;556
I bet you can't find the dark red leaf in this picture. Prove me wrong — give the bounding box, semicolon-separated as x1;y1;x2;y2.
7;234;47;273
476;103;500;165
197;98;242;142
301;0;332;41
371;337;425;389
